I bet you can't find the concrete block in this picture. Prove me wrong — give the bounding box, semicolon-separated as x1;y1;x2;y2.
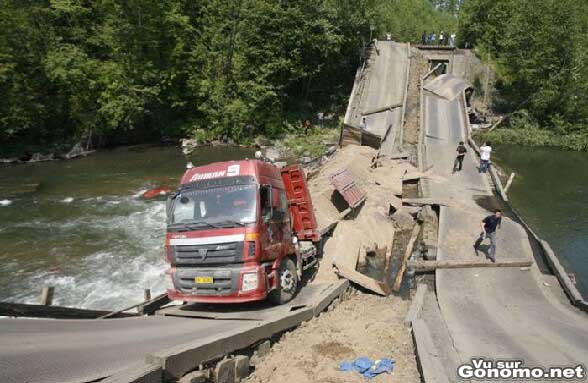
180;370;208;383
213;359;235;383
255;340;271;358
404;284;427;327
391;209;415;229
233;355;250;381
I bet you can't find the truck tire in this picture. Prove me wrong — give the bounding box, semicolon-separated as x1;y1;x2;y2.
268;257;299;304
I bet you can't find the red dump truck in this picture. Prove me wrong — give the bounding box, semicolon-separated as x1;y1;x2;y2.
164;159;320;304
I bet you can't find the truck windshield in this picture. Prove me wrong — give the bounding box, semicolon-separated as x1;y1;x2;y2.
170;184;257;226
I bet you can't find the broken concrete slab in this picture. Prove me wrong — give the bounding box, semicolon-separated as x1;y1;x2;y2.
391;208;416;230
404;284;428;327
334;263;389;296
393;223;422;292
233;355;250;381
180;370;208;383
213;358;235;383
423;73;472;101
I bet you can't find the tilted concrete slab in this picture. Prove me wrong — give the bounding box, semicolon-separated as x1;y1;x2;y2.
156;283;341;320
416;68;588;380
424;74;471;101
0;281;347;383
145;281;348;380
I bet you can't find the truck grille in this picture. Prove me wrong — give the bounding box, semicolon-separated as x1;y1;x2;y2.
171;242;244;266
174;268;238;296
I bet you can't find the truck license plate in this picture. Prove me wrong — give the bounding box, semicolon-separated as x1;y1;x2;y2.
195;276;213;284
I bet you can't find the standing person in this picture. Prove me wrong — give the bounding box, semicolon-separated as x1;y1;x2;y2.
439;31;444;46
430;32;436;45
449;32;456;47
474;210;502;262
421;31;427;45
359;117;367;130
479;141;492;173
317;112;324;129
453;141;468;172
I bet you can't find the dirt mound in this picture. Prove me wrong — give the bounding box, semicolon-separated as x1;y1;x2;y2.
245;293;420;383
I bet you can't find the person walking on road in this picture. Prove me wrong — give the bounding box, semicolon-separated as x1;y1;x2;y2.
479;141;492;173
453;141;468;173
474;210;502;262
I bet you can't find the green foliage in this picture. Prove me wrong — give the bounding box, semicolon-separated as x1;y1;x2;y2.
475;111;588;151
459;0;588;149
0;0;457;154
370;0;459;42
283;127;339;158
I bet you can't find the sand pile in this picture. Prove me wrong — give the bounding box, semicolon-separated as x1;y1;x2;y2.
245;293;420;383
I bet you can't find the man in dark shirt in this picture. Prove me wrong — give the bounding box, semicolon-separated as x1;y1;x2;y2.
453;141;468;172
474;210;502;262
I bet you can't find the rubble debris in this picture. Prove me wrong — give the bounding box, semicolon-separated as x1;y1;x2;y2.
329;168;367;209
392;223;422;292
308;145;419;295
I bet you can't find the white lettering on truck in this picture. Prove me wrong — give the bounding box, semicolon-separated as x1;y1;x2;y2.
190;171;226;181
227;164;240;176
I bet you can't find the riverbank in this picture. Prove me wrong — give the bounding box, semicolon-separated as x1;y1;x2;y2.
474;128;588;151
1;125;340;168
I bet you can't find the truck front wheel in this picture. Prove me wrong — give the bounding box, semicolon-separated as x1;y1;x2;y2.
268;257;299;304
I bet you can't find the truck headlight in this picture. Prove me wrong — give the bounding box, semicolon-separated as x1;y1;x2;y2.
241;272;259;292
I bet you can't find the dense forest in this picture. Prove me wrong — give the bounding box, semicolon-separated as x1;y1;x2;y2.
0;0;457;157
459;0;588;150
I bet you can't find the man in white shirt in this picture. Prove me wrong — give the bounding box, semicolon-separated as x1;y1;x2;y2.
359;117;367;130
479;141;492;173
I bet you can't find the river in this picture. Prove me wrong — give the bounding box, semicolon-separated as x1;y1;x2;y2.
495;145;588;298
0;145;253;310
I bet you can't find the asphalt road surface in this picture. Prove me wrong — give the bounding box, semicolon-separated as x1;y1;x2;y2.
358;40;408;154
423;80;588;376
0;283;336;383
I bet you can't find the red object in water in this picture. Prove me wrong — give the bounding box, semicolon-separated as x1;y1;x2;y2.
143;187;173;199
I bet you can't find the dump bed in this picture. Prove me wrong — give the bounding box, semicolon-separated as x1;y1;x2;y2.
280;165;320;242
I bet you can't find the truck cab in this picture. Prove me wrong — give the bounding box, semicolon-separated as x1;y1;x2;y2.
164;159;319;304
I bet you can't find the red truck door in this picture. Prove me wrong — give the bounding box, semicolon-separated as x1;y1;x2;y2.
259;185;281;261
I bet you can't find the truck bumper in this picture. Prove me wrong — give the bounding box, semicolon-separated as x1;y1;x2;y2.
167;265;269;303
